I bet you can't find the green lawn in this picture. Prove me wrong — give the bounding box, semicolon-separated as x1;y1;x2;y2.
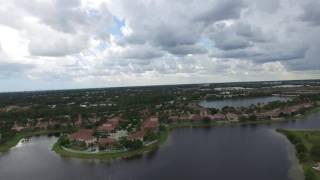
277;129;320;180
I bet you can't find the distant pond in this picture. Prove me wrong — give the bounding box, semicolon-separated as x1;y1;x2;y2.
199;96;291;109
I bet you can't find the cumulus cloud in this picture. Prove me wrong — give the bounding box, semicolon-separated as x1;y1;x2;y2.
111;0;245;53
1;0;113;57
0;0;319;91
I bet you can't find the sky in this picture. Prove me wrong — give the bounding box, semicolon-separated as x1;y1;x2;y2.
0;0;319;92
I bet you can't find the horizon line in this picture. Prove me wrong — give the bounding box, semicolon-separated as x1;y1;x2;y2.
0;78;319;94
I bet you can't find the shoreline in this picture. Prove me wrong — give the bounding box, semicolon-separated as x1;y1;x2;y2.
51;106;320;160
277;129;320;180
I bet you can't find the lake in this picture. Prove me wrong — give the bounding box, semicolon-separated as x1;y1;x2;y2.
1;112;320;180
199;96;291;109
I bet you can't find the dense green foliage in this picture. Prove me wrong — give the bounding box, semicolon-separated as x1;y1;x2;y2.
119;137;143;150
284;130;308;161
278;129;320;180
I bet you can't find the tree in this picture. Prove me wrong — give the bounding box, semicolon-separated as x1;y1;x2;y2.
144;132;159;142
209;108;218;114
296;142;307;161
248;114;257;121
305;167;317;180
311;144;320;160
59;136;70;146
119;137;143;150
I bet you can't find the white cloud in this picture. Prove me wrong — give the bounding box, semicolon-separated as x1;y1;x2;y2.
0;0;319;91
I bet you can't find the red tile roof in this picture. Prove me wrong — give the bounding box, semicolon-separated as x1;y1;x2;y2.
143;117;159;130
97;117;120;132
128;131;145;141
68;129;95;141
108;117;120;126
97;123;116;132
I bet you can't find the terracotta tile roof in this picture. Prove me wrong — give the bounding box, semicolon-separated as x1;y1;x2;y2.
143;117;159;130
108;117;120;126
97;117;120;132
128;131;145;141
97;123;116;132
68;129;95;141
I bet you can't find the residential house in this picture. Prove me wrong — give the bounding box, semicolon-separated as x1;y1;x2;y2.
208;113;226;121
11;123;25;132
109;130;128;140
226;113;239;122
143;117;160;131
98;138;117;148
199;108;209;118
128;131;145;141
97;117;120;133
256;109;281;120
68;129;97;145
178;114;190;121
189;114;202;121
168;116;179;122
36;121;49;129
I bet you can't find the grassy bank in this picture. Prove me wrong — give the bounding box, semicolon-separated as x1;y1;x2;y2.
0;129;74;153
52;128;170;160
277;129;320;180
0;134;24;152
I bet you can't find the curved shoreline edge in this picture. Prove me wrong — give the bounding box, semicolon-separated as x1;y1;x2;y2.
277;129;320;180
52;106;320;160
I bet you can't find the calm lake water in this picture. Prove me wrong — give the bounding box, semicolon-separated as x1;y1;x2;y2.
1;112;320;180
199;96;291;109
